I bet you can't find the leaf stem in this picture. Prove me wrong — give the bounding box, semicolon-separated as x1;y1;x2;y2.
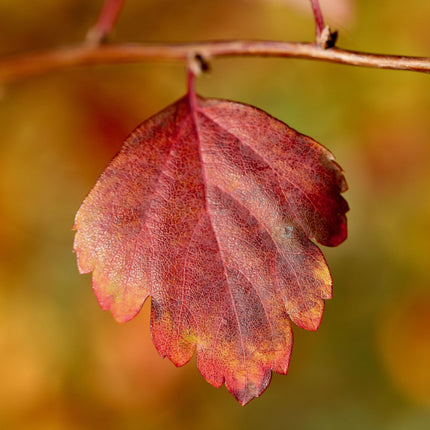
187;60;199;113
187;66;196;96
309;0;325;39
1;40;430;84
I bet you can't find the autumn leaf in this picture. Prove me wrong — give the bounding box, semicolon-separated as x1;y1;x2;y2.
73;77;348;405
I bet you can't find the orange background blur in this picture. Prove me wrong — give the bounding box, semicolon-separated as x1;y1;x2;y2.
0;0;429;428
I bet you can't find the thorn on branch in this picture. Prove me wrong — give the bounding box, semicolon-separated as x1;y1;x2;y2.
85;28;110;47
196;54;211;72
317;25;338;49
188;53;211;76
85;0;126;47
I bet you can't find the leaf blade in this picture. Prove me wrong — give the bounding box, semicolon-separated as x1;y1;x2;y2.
74;93;348;404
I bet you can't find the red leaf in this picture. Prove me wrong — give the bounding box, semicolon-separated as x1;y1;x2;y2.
73;84;348;405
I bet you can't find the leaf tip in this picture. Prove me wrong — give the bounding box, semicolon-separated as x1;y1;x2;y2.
228;371;272;406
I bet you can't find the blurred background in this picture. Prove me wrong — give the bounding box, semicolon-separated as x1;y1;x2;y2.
0;0;429;428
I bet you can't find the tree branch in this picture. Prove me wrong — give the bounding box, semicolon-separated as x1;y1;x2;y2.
1;40;429;84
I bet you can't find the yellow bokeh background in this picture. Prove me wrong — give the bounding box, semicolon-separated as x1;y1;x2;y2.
1;0;429;428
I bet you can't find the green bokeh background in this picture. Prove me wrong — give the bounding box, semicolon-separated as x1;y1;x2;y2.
1;1;429;428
